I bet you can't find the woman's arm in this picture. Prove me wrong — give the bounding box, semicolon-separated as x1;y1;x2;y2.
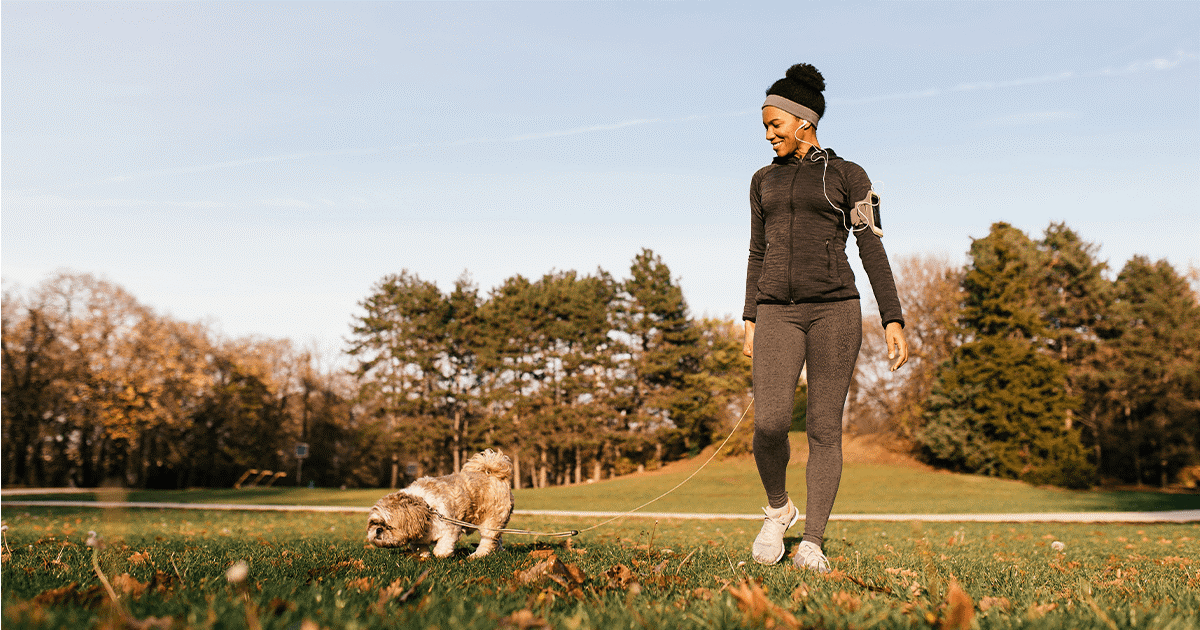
743;169;768;323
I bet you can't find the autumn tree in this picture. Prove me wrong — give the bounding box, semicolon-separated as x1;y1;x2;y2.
2;282;68;486
852;253;964;435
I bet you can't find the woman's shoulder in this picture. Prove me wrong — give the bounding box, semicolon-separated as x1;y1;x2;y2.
825;150;872;189
824;149;867;174
750;162;782;187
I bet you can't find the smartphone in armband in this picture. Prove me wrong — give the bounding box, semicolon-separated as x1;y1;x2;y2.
853;190;883;237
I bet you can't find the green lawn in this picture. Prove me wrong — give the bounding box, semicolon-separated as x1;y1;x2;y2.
9;438;1196;515
2;505;1197;629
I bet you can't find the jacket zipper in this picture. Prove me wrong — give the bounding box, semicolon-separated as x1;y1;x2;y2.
825;239;833;279
786;163;801;303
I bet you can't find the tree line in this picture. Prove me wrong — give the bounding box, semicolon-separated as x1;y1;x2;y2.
343;249;749;489
4;226;1197;490
2;250;750;490
2;272;365;489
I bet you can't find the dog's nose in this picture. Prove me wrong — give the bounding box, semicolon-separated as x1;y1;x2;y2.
375;527;384;538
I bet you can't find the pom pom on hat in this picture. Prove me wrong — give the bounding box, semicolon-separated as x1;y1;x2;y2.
785;63;825;93
765;63;827;125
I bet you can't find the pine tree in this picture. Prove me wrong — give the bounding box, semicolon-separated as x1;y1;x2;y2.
1038;223;1114;468
613;249;708;455
1097;256;1200;485
346;270;451;483
919;223;1094;487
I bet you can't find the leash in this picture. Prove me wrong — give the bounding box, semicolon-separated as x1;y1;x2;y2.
427;511;579;538
428;398;755;538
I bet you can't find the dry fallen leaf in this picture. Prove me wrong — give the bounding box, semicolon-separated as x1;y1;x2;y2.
831;590;862;613
499;608;551;629
345;577;374;592
128;551;151;566
604;564;638;590
728;580;799;628
111;573;149;599
979;596;1012;613
940;579;974;630
515;558;556;586
34;582;106;608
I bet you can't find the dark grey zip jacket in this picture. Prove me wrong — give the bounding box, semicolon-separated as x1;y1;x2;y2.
743;147;904;328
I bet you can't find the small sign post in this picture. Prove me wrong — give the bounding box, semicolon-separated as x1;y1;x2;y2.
295;443;310;486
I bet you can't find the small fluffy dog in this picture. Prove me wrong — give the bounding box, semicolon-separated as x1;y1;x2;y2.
365;449;513;559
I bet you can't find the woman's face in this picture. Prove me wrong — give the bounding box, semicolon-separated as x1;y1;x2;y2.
762;106;805;158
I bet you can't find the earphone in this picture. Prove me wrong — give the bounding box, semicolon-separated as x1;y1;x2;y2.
785;118;881;235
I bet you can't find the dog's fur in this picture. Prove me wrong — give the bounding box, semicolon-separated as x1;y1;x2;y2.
365;449;513;559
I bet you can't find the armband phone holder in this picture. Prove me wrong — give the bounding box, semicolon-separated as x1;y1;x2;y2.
852;190;883;237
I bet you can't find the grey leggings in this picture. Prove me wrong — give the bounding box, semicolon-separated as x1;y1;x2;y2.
752;300;861;547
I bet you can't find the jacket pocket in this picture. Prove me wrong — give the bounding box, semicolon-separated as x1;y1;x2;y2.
824;239;834;280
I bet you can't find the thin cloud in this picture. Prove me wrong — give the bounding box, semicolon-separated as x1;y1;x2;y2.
91;52;1193;185
3;193;225;210
834;50;1196;105
981;111;1077;127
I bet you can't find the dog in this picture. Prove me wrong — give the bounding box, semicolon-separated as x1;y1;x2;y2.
365;449;513;559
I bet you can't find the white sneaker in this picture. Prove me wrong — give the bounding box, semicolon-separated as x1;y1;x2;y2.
751;499;799;565
793;540;830;573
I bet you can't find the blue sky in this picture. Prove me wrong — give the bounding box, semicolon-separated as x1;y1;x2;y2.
4;1;1198;350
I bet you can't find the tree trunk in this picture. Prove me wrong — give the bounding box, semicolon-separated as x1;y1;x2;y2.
574;445;582;485
1127;408;1142;486
539;447;548;488
511;447;522;490
592;442;604;482
453;408;462;473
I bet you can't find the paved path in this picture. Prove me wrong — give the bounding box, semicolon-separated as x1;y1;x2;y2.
2;499;1197;523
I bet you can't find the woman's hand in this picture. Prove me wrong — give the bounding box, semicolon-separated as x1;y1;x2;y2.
885;321;908;372
743;320;755;358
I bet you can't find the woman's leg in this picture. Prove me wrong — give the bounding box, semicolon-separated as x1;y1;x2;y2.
752;304;807;509
800;299;862;547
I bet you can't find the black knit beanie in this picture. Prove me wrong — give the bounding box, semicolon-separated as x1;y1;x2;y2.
764;63;826;127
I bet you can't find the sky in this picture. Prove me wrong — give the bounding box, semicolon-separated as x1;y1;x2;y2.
4;1;1198;353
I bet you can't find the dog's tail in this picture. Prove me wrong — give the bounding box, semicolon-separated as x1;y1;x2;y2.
462;449;513;482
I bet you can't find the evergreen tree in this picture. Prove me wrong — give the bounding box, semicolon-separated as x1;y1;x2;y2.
613;249;707;454
1038;223;1114;467
443;273;483;473
919;223;1094;487
346;270;451;483
533;269;619;484
1096;256;1200;485
476;274;548;488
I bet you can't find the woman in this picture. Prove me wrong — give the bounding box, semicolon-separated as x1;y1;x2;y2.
742;63;908;571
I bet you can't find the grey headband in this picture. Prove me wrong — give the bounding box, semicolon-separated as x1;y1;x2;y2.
762;94;820;127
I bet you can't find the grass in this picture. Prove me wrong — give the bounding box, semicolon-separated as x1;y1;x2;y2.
10;437;1198;515
2;504;1198;629
4;442;1197;628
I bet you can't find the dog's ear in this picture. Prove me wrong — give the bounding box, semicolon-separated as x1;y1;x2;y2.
389;496;433;541
462;449;513;481
367;493;433;547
